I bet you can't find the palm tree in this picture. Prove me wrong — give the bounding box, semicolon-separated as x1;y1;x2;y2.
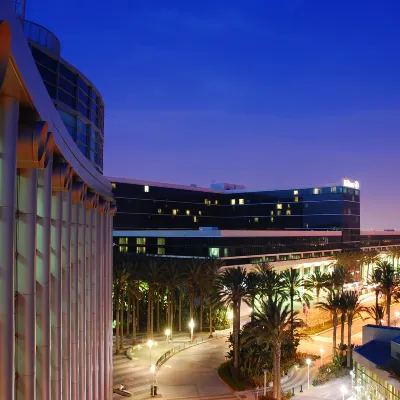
368;268;383;325
245;271;260;324
186;258;204;320
375;261;398;325
363;250;379;279
331;266;353;293
281;268;311;337
338;293;348;354
255;262;283;302
341;292;368;367
245;296;301;400
304;271;329;322
215;267;249;379
146;258;164;338
164;259;181;339
126;275;142;345
316;290;341;356
366;303;385;326
388;247;400;274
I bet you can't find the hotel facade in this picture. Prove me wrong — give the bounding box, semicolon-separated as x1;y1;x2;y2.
0;1;115;400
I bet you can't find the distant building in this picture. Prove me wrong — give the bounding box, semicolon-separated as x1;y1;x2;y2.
353;325;400;399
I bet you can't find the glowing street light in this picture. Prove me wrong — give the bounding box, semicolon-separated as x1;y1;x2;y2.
189;319;195;342
319;348;324;367
227;311;233;333
306;359;311;389
340;384;347;400
147;339;154;366
165;329;171;343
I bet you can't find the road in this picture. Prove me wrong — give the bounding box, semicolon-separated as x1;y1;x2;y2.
293;376;351;399
156;337;232;399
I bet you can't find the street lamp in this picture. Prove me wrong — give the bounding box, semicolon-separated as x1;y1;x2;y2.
150;364;156;397
381;319;384;326
165;329;171;343
189;319;195;342
306;359;311;389
147;339;154;366
340;384;347;400
227;311;233;333
319;348;324;367
263;369;268;396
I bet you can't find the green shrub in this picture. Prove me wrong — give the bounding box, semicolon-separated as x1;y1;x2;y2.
217;362;248;391
301;320;333;335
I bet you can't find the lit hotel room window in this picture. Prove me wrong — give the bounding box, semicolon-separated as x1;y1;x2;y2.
119;237;128;244
112;183;116;189
313;188;320;195
137;246;146;254
157;238;165;245
294;196;299;202
231;199;236;205
119;246;128;253
209;248;220;257
254;217;259;222
293;190;298;195
277;210;281;216
158;208;162;214
194;216;198;222
144;185;149;192
204;199;208;204
286;210;291;215
172;209;177;215
158;248;165;255
331;186;337;193
136;238;146;245
270;210;274;216
276;204;282;210
215;200;218;205
239;199;244;205
270;217;274;223
186;210;190;215
198;210;202;216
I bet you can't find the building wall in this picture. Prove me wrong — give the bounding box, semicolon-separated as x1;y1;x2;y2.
0;4;115;400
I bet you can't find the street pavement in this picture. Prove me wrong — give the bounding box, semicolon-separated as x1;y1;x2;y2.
292;376;351;399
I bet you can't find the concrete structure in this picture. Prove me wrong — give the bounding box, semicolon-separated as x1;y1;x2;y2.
353;325;400;399
0;1;115;399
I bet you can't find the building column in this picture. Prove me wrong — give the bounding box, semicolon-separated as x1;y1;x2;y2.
51;191;63;400
92;210;99;400
15;168;38;399
62;189;72;400
0;96;18;400
78;203;87;400
70;201;79;400
36;160;52;400
104;213;111;399
108;213;114;398
86;207;93;400
98;211;104;400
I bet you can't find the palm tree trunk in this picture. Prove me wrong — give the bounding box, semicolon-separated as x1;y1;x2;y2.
274;342;282;400
156;291;160;332
116;303;120;355
387;292;391;326
375;290;379;325
150;293;154;338
290;294;294;337
340;311;345;354
333;313;337;356
251;297;255;324
209;304;213;337
137;298;140;332
200;292;204;332
119;304;123;348
347;319;352;368
190;293;194;320
132;296;136;345
178;290;182;332
147;291;151;337
126;296;130;338
233;299;241;379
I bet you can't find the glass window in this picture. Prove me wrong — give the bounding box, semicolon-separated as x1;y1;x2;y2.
313;188;320;195
136;238;146;245
276;204;282;210
91;89;97;102
78;102;89;118
157;238;165;246
58;109;76;127
270;217;274;222
31;47;57;71
172;209;177;215
331;186;337;193
270;210;274;215
209;248;220;257
136;246;146;254
293;190;298;195
198;211;202;216
158;248;165;255
78;78;89;94
254;217;259;222
193;216;197;222
58;90;76;109
119;237;128;244
224;248;229;257
119;246;128;253
65;125;75;139
89;150;96;161
59;63;76;84
77;118;87;134
36;64;57;85
59;76;76;96
186;210;190;215
294;196;299;202
277;210;281;215
286;210;291;215
77;131;88;144
78;90;89;106
204;199;208;204
112;183;116;189
77;143;87;156
215;200;218;205
239;199;244;205
158;208;162;214
231;199;236;205
144;185;149;192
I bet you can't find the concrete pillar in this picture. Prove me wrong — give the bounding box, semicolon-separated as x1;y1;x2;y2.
78;203;87;400
108;214;114;397
86;208;93;400
51;192;63;399
92;210;99;400
15;168;38;399
70;201;79;400
0;96;18;400
62;189;72;400
98;212;104;399
104;214;111;399
36;161;52;400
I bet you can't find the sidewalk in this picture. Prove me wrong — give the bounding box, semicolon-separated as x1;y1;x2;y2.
112;330;229;399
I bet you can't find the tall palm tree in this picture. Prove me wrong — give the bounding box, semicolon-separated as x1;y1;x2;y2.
388;247;400;274
338;293;348;354
164;259;181;339
341;292;368;367
146;258;163;338
126;275;142;345
368;268;383;325
215;267;249;379
375;261;398;326
255;262;283;302
186;258;204;320
245;271;260;324
316;290;341;356
245;296;301;400
281;268;311;337
331;266;353;293
366;303;385;326
304;270;329;303
363;250;379;279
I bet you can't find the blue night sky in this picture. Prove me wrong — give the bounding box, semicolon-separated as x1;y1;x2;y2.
27;0;400;229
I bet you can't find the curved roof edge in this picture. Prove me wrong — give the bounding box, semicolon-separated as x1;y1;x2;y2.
0;0;113;200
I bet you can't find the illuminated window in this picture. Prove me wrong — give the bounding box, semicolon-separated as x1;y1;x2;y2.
137;247;146;254
136;238;146;245
204;199;208;204
286;210;291;215
119;237;128;244
194;216;197;222
331;186;337;193
119;246;128;253
254;217;259;222
209;248;220;257
287;204;290;209
293;190;298;195
231;199;236;205
313;188;320;195
198;211;202;216
158;208;162;214
158;248;165;255
270;210;274;216
215;200;219;205
186;210;190;215
305;223;309;228
112;183;116;189
277;210;281;216
157;238;165;246
294;196;299;202
144;185;149;192
172;209;177;215
276;204;282;210
239;199;244;205
224;248;229;257
270;217;274;223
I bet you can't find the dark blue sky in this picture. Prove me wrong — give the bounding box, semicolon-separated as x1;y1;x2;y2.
28;0;400;229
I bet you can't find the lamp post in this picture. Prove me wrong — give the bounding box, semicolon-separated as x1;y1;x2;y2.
150;364;156;396
340;384;347;400
147;339;154;366
319;348;324;368
306;359;311;389
227;311;233;334
165;329;171;343
189;319;195;342
263;369;267;396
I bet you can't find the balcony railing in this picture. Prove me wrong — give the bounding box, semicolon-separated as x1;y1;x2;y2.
22;19;60;56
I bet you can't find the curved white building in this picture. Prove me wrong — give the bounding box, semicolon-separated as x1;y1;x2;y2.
0;0;116;399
